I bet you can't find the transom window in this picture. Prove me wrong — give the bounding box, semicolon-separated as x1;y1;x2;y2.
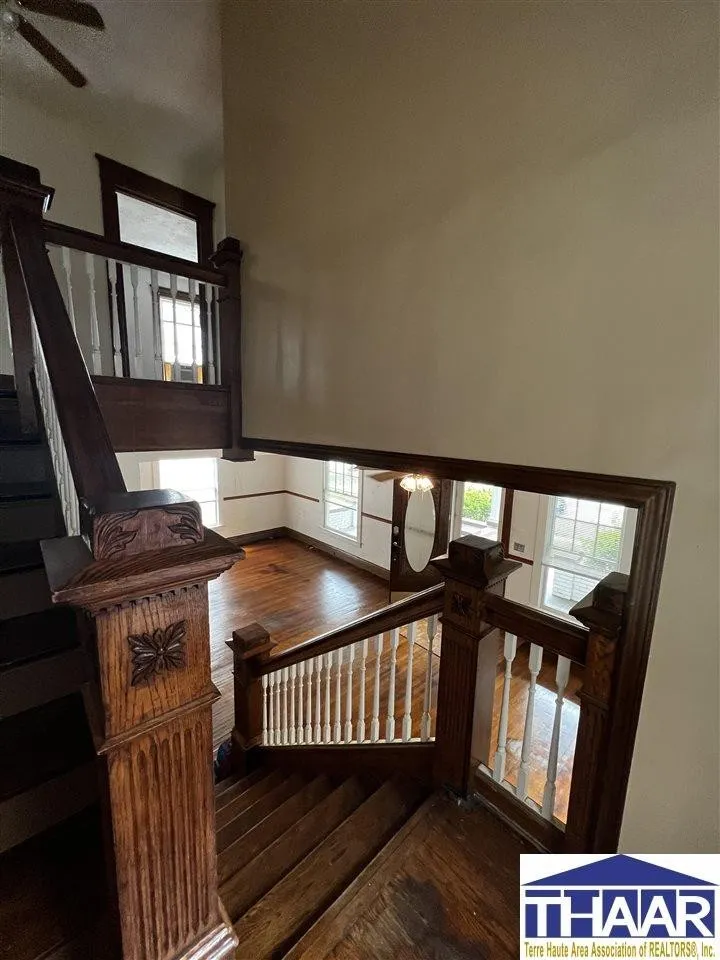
156;457;219;528
323;461;361;541
538;496;634;617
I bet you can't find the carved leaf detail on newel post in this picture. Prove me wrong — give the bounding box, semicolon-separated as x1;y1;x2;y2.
94;510;140;558
128;620;187;686
164;503;203;543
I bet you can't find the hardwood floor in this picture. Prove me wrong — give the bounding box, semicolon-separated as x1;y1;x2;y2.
209;539;389;751
293;792;531;959
210;538;580;823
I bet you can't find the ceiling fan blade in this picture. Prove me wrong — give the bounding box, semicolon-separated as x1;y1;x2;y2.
16;0;104;30
16;17;87;87
368;471;403;483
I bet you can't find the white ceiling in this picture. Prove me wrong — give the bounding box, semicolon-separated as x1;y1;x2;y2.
0;0;223;169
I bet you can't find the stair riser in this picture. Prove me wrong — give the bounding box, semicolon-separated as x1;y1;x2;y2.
0;568;51;620
0;762;97;853
0;500;62;542
0;445;52;485
0;648;88;719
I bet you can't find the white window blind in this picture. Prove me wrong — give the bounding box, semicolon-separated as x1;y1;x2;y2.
323;461;361;541
539;497;631;617
157;457;219;528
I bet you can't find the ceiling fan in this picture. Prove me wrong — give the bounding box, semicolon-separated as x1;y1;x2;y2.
0;0;105;88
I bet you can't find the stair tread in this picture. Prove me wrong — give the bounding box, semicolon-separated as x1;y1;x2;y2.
0;481;54;502
218;774;334;884
0;693;94;802
0;805;112;960
221;775;374;922
216;765;268;807
215;769;286;830
231;776;427;958
0;540;43;574
0;607;78;669
216;773;306;853
284;793;440;960
0;566;51;621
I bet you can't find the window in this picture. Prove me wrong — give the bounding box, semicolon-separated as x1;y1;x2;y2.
536;496;635;617
323;461;361;541
97;155;215;264
159;294;203;380
452;482;504;541
156;457;219;528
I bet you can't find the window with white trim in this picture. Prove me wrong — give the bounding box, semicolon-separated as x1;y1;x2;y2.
452;482;504;541
323;461;361;541
159;294;203;382
156;457;219;528
536;496;635;617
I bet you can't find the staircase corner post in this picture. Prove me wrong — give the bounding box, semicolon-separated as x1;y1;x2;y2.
210;237;251;462
564;572;628;853
430;536;521;798
42;490;244;960
227;622;276;772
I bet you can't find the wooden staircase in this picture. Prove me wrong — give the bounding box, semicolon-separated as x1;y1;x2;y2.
0;385;95;854
215;765;429;959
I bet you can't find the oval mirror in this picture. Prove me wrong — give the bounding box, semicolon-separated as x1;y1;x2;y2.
404;490;437;572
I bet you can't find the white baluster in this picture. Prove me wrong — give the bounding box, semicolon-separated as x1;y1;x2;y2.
205;284;216;384
323;653;332;742
333;648;343;743
297;661;305;745
170;274;180;381
356;638;368;743
289;663;297;745
107;259;123;376
421;614;438;741
189;279;199;382
281;667;289;745
150;269;163;379
344;644;355;742
84;254;103;374
493;633;518;783
516;643;543;802
262;674;269;746
274;669;281;747
402;621;417;742
370;633;383;742
0;269;11;372
268;673;275;745
314;655;322;743
129;264;142;378
542;655;571;820
385;627;400;742
61;247;77;335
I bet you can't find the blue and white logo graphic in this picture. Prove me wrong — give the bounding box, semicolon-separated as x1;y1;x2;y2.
521;854;719;958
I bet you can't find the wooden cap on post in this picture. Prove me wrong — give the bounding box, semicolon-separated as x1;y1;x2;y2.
570;571;628;640
432;535;522;588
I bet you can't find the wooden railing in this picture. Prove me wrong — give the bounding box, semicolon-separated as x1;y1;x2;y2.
228;585;444;761
1;155;243;959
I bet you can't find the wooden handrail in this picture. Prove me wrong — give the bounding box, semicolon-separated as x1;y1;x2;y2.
481;594;588;665
255;583;445;675
43;219;228;287
8;208;126;501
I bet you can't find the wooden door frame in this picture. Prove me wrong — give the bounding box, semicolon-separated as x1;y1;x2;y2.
240;434;674;852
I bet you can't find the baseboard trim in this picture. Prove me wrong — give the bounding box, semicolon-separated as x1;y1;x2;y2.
227;528;287;547
284;528;390;582
226;527;390;582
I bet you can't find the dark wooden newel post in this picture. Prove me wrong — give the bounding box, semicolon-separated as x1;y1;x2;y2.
431;536;521;798
564;572;628;853
227;622;276;771
42;490;244;960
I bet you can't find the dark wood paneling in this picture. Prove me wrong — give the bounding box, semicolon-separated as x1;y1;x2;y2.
242;436;672;508
260;743;435;784
473;769;564;853
92;375;231;452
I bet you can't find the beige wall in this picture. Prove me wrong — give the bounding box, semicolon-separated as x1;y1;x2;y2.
222;0;719;850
